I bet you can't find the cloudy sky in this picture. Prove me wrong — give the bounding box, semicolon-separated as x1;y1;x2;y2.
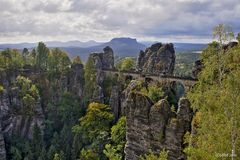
0;0;240;43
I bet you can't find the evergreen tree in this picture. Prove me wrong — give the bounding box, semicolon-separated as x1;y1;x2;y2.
73;56;83;64
32;124;44;159
36;42;49;70
53;153;62;160
84;56;96;103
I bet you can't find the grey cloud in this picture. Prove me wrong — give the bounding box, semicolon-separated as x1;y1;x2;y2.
0;0;240;43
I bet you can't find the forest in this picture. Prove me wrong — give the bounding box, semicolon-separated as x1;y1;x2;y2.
0;24;240;160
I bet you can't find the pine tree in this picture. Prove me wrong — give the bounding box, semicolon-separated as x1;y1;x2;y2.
32;124;44;159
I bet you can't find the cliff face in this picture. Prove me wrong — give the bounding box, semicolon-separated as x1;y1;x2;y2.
0;63;85;158
123;81;192;160
88;46;115;104
0;123;6;160
137;43;175;75
90;46;114;70
192;60;202;79
0;71;44;140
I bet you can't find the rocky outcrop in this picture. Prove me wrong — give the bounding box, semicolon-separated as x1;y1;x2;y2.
109;85;122;122
88;46;115;103
124;81;192;160
90;46;114;70
0;123;6;160
137;43;175;75
192;60;202;78
68;63;85;98
0;87;44;140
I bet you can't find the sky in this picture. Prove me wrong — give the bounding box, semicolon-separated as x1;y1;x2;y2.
0;0;240;43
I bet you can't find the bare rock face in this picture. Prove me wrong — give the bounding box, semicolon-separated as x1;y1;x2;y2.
90;46;114;70
0;123;6;160
69;63;85;98
137;43;175;75
123;81;192;160
192;60;202;79
88;46;115;103
0;87;44;140
109;85;122;122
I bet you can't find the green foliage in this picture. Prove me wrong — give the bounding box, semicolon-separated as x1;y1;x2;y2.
15;76;40;115
237;33;240;43
110;116;126;144
79;148;99;160
148;86;164;103
103;116;126;160
139;82;164;103
140;149;168;160
185;25;240;159
59;92;83;125
0;48;24;70
73;102;114;159
73;56;83;64
32;124;44;159
53;153;62;160
84;56;96;103
174;52;200;77
36;42;49;70
10;146;22;160
116;57;135;71
103;144;123;160
73;102;114;142
0;85;4;94
47;48;71;78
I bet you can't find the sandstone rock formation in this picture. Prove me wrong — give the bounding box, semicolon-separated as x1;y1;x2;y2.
68;63;85;98
88;46;115;103
192;60;202;79
0;123;6;160
137;43;175;75
123;81;192;160
109;85;122;122
90;46;114;70
0;81;44;140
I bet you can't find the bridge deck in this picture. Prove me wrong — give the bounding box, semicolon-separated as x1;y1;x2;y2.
102;68;197;83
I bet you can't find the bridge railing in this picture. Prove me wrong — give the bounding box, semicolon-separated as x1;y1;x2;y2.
101;68;197;81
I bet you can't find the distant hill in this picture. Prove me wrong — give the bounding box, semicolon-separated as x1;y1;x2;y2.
0;40;102;49
141;41;207;53
62;38;146;61
0;38;207;61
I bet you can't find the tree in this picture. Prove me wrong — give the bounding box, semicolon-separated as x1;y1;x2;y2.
10;146;22;160
73;56;83;64
22;48;29;62
73;102;114;143
103;117;126;160
237;33;240;43
32;124;44;159
213;24;234;45
47;48;71;77
185;25;240;160
116;57;135;71
36;42;49;70
140;150;168;160
73;102;114;159
53;153;62;160
84;56;96;103
71;134;82;160
16;76;40;115
79;148;99;160
212;24;234;84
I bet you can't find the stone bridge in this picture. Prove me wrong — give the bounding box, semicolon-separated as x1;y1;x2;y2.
102;68;197;92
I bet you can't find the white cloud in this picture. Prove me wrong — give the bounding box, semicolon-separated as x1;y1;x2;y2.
0;0;239;43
